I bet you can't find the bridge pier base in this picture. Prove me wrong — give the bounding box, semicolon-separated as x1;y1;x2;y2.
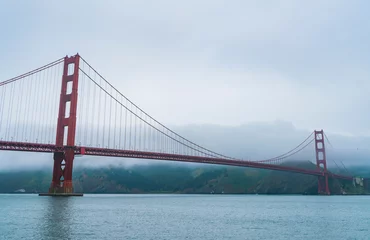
48;149;76;194
318;174;330;195
39;150;83;196
39;193;83;197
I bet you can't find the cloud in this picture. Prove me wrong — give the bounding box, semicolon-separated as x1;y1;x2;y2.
1;1;370;170
1;0;367;134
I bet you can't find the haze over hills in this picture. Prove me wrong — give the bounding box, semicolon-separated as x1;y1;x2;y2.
1;161;369;195
1;121;370;172
1;122;370;195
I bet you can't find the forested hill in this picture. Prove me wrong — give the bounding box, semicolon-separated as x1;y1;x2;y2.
0;162;369;195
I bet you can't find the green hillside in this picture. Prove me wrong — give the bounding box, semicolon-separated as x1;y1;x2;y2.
0;162;368;195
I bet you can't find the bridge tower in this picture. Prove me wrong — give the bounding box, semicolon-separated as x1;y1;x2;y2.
47;54;81;196
314;130;330;195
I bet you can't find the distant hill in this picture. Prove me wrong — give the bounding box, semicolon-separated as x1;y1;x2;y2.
0;162;368;194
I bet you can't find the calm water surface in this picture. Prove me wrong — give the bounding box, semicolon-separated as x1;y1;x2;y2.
0;194;369;240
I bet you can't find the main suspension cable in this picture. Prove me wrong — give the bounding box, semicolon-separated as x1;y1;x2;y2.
79;56;235;160
79;57;235;160
0;58;64;87
255;131;314;163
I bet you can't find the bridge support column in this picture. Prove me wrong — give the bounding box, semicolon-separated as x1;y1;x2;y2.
41;54;82;196
315;130;330;195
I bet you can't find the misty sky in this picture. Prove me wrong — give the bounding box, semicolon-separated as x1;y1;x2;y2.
1;1;370;169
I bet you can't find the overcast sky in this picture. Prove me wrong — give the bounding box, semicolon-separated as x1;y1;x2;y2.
1;1;370;169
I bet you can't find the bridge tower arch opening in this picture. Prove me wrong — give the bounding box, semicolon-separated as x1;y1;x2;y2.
48;54;80;195
314;130;330;195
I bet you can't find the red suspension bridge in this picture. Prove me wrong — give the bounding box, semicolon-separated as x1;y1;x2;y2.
0;54;363;196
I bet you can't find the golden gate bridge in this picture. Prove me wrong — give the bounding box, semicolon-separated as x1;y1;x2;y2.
0;54;364;196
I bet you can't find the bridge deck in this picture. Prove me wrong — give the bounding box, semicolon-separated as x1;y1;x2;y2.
0;141;353;180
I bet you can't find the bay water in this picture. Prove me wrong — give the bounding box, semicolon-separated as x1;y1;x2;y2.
0;194;369;239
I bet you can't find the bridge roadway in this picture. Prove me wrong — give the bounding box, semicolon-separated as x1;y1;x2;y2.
0;140;353;181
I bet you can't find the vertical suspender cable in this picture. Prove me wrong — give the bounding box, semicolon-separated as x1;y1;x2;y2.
6;81;15;140
91;71;97;146
124;98;128;150
143;114;146;150
134;107;137;150
33;69;41;142
85;64;91;145
129;102;132;150
14;80;21;141
27;74;35;141
97;72;101;147
114;91;118;148
108;86;112;148
139;111;142;151
0;85;5;137
77;66;84;145
42;66;50;142
119;94;122;149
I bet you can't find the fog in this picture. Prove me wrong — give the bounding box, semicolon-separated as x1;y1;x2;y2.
1;121;369;171
1;1;370;170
